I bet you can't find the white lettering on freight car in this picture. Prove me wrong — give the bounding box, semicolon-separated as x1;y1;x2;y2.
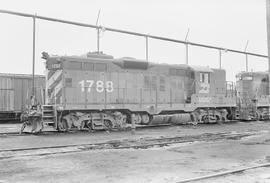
78;80;114;93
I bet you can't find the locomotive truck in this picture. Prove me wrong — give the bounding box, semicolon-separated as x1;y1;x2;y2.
37;51;238;131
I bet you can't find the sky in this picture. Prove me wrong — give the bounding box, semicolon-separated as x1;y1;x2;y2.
0;0;268;81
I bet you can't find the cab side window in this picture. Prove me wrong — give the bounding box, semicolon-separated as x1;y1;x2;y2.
199;72;210;83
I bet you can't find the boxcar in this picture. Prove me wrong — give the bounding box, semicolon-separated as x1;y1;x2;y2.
0;73;45;121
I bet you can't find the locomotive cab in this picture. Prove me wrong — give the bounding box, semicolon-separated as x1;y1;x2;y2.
192;66;212;95
190;66;229;103
187;66;236;122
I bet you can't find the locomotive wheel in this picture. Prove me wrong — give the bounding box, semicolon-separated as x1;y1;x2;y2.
132;113;142;124
202;115;210;123
190;113;196;122
119;114;127;128
86;120;92;129
80;120;88;130
216;115;221;123
122;115;127;124
57;118;68;132
136;114;142;124
141;114;150;124
104;120;113;130
86;120;94;132
254;112;259;121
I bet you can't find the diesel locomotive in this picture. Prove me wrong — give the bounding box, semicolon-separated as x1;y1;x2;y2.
236;71;270;120
20;51;270;132
38;51;241;131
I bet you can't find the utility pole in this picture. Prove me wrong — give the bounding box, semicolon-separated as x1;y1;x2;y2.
32;14;36;96
244;40;249;72
96;9;101;53
219;49;222;69
266;0;270;96
185;28;190;65
145;36;149;61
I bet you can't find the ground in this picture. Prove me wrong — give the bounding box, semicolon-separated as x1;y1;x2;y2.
1;121;270;183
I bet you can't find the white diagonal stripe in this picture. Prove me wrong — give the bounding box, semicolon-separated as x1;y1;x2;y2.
54;80;63;97
47;70;62;88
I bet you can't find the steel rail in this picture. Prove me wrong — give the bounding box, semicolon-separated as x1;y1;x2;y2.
0;132;256;161
176;163;270;183
0;9;268;59
0;120;241;137
0;123;171;136
0;131;253;153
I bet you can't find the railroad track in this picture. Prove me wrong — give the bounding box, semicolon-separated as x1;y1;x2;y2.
177;163;270;183
0;130;58;136
0;120;241;137
0;131;258;160
0;123;171;136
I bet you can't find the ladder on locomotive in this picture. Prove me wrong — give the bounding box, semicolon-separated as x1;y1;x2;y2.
41;105;56;127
